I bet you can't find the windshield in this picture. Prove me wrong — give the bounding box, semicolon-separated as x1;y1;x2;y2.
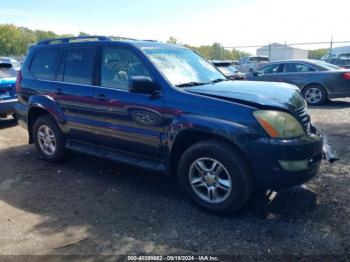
217;65;238;76
339;54;350;59
143;48;225;86
249;57;269;63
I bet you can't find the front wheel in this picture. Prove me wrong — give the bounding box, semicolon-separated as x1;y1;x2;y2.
33;115;65;163
302;85;327;105
178;140;253;214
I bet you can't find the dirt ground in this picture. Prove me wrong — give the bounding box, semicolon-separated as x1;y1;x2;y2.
0;99;349;259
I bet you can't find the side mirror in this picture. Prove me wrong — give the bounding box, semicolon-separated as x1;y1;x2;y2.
129;76;160;95
252;71;261;76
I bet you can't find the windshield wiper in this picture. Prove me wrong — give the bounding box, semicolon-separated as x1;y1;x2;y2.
211;78;228;83
175;82;207;88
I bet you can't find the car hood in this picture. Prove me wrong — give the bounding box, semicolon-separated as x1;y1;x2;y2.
185;80;305;110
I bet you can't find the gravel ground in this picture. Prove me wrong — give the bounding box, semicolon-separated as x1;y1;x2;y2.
0;99;349;259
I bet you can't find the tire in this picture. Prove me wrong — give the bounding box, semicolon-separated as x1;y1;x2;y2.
12;113;17;121
33;114;65;163
302;85;327;106
177;139;253;214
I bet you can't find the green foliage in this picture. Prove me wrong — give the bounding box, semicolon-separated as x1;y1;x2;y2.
308;48;328;60
0;24;74;56
183;40;251;61
167;36;178;44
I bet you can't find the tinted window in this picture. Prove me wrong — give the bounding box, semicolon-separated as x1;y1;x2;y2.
0;64;17;78
284;63;315;73
259;64;280;74
30;48;60;80
248;57;269;63
64;47;96;85
101;47;150;90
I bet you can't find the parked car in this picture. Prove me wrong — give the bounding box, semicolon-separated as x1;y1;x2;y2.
246;59;350;105
0;62;18;119
0;57;22;71
239;56;269;73
211;60;245;80
16;36;333;214
321;46;350;69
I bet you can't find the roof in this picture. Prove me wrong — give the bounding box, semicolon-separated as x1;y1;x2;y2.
34;35;185;50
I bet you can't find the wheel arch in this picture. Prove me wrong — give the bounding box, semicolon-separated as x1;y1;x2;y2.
169;129;254;182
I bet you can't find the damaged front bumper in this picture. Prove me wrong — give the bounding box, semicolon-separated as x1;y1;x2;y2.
310;124;338;163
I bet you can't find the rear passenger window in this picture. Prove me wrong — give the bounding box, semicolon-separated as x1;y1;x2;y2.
64;47;96;85
30;48;60;80
284;63;315;73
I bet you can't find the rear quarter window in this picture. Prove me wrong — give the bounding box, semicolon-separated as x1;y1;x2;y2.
30;48;60;80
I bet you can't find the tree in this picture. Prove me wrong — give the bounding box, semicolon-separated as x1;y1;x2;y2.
231;49;251;60
0;24;74;56
167;36;178;44
78;32;90;36
308;48;328;60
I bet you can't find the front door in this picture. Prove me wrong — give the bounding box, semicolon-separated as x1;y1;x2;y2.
92;45;163;158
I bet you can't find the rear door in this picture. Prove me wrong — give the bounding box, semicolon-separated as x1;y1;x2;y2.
54;45;99;143
91;44;163;158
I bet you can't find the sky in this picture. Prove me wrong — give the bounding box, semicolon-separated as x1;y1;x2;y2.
0;0;349;50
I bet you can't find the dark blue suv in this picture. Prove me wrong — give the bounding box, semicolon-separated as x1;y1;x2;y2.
15;36;331;213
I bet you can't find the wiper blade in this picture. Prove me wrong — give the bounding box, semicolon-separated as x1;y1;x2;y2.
211;78;228;83
175;82;207;87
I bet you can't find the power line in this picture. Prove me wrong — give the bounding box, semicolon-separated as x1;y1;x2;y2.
224;40;350;49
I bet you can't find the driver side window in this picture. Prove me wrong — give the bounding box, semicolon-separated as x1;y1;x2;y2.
101;46;150;90
259;64;280;74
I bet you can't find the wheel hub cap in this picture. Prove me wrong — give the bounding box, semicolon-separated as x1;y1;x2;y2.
189;158;232;204
305;87;322;103
37;125;56;156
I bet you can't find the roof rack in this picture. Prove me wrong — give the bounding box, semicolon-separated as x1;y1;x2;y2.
37;36;111;45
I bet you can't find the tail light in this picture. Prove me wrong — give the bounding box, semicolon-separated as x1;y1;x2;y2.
343;72;350;80
15;70;22;93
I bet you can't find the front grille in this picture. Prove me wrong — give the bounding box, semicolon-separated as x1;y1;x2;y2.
295;106;311;130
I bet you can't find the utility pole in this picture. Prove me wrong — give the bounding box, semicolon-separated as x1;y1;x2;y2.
329;36;333;57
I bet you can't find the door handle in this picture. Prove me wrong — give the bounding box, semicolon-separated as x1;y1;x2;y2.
56;88;63;95
96;93;106;101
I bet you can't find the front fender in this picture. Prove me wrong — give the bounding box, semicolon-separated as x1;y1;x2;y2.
167;114;262;153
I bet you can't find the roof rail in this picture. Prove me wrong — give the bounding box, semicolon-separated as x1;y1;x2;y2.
37;36;111;45
107;36;138;41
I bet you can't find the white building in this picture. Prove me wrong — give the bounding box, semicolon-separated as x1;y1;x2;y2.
257;43;309;62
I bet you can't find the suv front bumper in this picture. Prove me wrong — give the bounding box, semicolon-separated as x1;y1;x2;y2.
249;125;336;190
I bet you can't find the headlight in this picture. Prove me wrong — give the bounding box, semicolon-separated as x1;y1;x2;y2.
253;110;305;138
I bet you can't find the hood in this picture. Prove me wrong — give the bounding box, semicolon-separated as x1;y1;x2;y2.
185;80;305;110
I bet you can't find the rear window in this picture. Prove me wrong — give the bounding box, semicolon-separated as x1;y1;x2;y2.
249;57;269;63
30;48;60;80
0;64;16;78
63;47;96;85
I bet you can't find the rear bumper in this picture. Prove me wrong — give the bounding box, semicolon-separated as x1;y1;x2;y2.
14;103;29;129
0;98;18;116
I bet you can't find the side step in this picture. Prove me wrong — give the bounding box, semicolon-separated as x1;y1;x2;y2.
66;140;166;173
